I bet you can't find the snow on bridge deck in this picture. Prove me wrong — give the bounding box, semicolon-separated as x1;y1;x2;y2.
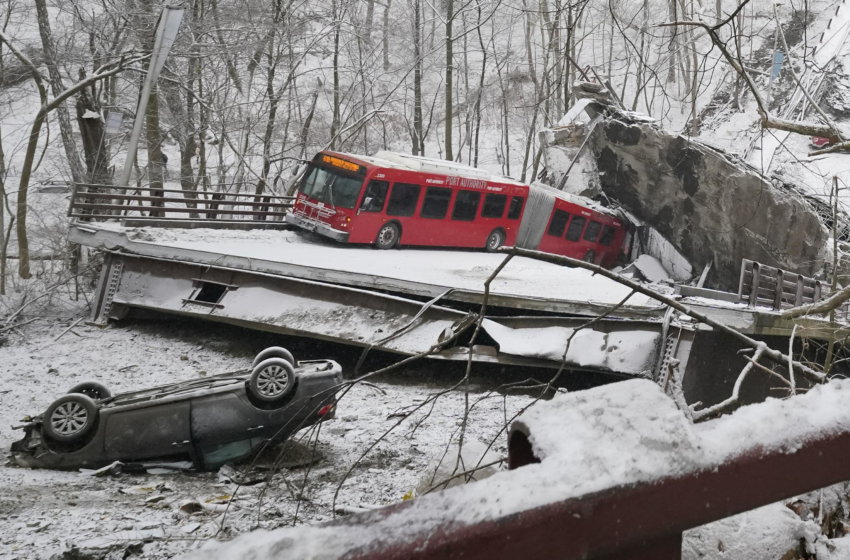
70;223;664;317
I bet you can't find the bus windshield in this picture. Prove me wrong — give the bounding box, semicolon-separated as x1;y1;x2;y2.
299;164;364;209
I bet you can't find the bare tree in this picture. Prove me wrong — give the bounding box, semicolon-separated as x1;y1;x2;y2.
33;0;85;184
0;29;143;278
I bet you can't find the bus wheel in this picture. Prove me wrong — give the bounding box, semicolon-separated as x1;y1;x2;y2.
485;229;505;252
583;250;596;264
375;223;400;249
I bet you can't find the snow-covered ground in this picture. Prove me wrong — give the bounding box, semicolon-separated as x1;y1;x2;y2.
179;377;850;560
0;314;536;559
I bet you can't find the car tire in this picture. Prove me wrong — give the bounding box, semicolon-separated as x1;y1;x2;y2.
583;250;596;264
485;229;505;252
43;394;98;443
249;358;298;403
68;381;112;401
375;223;400;249
252;347;295;368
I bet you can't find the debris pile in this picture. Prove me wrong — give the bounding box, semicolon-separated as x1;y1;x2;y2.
542;83;831;290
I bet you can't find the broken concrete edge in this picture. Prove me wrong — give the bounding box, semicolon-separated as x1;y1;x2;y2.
100;250;660;376
541;83;832;292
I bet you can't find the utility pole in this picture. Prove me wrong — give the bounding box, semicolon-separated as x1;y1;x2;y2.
118;5;184;188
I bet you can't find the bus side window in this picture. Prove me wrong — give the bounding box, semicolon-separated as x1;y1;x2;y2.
507;196;524;219
546;210;570;237
386;183;421;216
565;216;586;242
420;187;453;219
452;191;481;221
360;180;389;213
599;225;616;246
481;194;508;218
584;220;602;243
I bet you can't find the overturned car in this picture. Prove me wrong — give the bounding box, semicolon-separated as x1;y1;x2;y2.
11;347;342;471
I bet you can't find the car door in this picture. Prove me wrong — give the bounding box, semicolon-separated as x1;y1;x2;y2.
104;402;192;462
191;393;270;447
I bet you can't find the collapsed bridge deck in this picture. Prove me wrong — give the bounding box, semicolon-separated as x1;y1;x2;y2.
70;223;832;379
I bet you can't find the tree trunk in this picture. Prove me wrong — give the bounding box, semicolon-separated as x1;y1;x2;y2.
666;0;678;84
34;0;84;184
210;0;243;94
0;123;6;294
473;3;487;166
299;81;321;159
15;109;46;279
413;0;424;155
383;0;392;70
444;0;454;161
161;78;199;216
256;54;279;198
330;0;341;149
520;107;538;182
75;72;112;186
146;86;165;217
364;0;375;44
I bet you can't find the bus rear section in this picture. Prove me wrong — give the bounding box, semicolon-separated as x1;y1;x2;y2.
515;183;627;267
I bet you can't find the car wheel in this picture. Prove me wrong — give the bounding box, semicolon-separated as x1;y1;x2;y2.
375;223;400;249
249;358;298;403
252;347;295;368
43;394;98;443
68;381;112;400
583;250;596;264
485;229;505;252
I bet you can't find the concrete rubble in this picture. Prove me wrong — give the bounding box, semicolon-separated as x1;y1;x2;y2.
541;83;831;291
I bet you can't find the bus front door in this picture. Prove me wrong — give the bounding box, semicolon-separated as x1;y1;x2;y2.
352;180;390;243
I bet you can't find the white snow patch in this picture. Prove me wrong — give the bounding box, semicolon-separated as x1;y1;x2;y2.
183;378;850;560
631;254;671;283
83;225;663;309
482;319;659;375
683;502;820;560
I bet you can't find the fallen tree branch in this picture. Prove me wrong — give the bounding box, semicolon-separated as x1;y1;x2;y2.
659;11;841;142
497;247;825;384
780;282;850;319
690;345;766;421
810;140;850;156
773;4;844;143
743;354;792;387
422;458;505;495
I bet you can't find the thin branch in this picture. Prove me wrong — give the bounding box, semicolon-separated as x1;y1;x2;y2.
773;4;843;142
498;247;825;384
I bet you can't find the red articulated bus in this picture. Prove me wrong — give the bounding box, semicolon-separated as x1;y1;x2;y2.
285;150;628;268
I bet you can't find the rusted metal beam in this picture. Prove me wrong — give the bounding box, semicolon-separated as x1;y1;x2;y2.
293;425;850;560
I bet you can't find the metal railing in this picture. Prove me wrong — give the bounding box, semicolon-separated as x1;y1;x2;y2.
738;258;824;310
68;183;295;224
